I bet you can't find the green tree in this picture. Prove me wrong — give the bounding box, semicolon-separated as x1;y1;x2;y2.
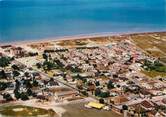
15;79;20;89
107;80;114;89
32;80;39;87
43;61;56;71
0;70;7;79
99;98;105;104
13;70;20;78
3;93;13;101
20;92;29;101
95;88;101;96
12;64;20;70
0;82;8;91
14;89;20;99
99;91;110;98
0;57;11;68
36;63;42;69
27;88;33;96
42;53;48;61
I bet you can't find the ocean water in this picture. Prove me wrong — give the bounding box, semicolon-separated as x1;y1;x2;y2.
0;0;166;43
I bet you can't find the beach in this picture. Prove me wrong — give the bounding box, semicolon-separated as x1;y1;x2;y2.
0;31;166;46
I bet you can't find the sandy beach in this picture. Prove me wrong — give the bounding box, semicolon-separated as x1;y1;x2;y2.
1;31;166;46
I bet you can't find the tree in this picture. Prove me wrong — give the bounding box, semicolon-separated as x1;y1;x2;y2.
27;88;33;96
14;89;20;99
3;93;13;101
107;80;114;89
122;105;128;110
43;80;48;88
36;63;42;69
99;91;110;98
0;82;8;91
122;105;128;117
13;70;20;78
32;80;39;87
15;79;20;89
54;59;64;68
95;88;101;96
99;98;105;104
0;70;7;79
43;61;56;71
12;64;20;70
24;80;32;89
0;57;11;68
95;81;100;86
24;72;30;78
20;92;29;101
42;53;48;61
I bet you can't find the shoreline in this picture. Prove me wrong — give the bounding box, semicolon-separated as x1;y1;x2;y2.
0;30;166;46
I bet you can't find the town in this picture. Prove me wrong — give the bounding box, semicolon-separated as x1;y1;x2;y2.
0;32;166;117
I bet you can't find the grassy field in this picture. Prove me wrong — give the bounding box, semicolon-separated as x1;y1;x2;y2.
131;34;166;63
141;70;166;78
0;105;56;117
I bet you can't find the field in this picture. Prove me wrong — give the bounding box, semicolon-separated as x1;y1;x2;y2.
131;33;166;64
62;102;121;117
141;70;166;78
0;105;56;117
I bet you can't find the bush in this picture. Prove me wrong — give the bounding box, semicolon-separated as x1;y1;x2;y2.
20;92;29;101
0;82;8;91
3;93;13;101
99;91;110;98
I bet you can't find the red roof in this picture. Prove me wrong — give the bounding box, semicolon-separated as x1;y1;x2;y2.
141;100;154;109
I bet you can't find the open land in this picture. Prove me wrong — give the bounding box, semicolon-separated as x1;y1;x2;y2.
0;32;166;117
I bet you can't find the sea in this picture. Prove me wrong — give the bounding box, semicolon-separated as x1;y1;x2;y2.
0;0;166;43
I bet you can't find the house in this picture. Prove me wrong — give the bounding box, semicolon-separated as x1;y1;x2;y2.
55;91;78;100
3;46;26;57
140;100;155;111
110;96;129;105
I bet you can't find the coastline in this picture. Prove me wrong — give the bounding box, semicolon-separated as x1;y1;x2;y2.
0;30;166;46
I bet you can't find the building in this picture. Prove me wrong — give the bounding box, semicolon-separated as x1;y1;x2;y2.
87;102;105;109
110;96;129;105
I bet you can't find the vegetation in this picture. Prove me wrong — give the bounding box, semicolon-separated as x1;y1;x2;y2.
20;92;29;100
141;70;166;78
0;57;11;68
0;105;56;117
107;80;114;89
143;60;166;72
11;64;20;70
0;70;7;79
43;61;56;71
131;35;166;63
95;88;110;98
3;93;13;101
13;70;20;78
142;60;166;77
0;82;8;91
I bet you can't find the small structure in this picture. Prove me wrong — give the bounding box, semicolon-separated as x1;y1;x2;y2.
110;96;129;105
87;102;105;109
